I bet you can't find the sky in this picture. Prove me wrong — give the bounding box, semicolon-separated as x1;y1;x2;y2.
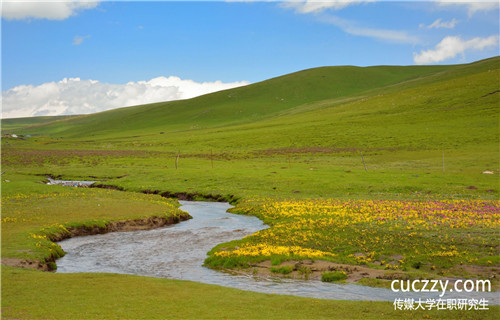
1;0;499;118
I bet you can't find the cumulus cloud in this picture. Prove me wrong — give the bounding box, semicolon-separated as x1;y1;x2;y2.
1;0;100;20
419;18;458;29
1;77;250;119
413;35;499;64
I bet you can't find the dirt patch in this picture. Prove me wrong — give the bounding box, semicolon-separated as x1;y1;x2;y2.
228;259;387;283
223;260;500;290
1;148;161;166
255;146;401;156
448;264;499;285
1;258;52;271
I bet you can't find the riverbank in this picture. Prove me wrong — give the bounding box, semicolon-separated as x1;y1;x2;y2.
2;213;191;271
1;175;190;272
219;259;500;292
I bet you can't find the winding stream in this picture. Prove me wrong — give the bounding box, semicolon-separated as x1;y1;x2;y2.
56;201;499;303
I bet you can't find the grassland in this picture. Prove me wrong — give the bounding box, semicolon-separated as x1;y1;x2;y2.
6;266;498;320
1;175;188;271
205;198;499;290
1;57;499;319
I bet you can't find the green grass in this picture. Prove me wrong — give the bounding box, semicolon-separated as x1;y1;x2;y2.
270;266;294;275
1;174;185;265
204;198;499;287
2;57;497;201
4;63;457;138
321;271;348;282
0;115;75;132
5;266;498;320
1;57;499;319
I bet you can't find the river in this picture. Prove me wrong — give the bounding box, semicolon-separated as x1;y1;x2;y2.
56;200;499;303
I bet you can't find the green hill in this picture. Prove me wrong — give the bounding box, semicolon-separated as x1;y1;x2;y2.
2;57;498;199
1;115;75;133
2;57;499;320
8;56;497;151
5;62;464;138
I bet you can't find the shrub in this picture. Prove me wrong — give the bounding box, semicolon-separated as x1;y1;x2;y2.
270;266;293;275
321;271;347;282
297;266;312;280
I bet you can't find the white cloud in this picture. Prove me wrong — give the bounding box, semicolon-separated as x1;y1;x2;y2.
435;1;499;16
1;0;100;20
277;1;417;44
279;0;499;16
413;35;499;64
319;14;419;44
73;35;90;45
1;77;250;119
281;0;368;14
419;18;458;29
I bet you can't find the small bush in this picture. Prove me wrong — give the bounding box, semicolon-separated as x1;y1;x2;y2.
270;266;293;275
47;262;57;271
321;271;347;282
297;266;312;280
204;255;250;269
270;255;288;266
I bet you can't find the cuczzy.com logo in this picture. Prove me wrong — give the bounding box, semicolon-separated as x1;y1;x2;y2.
391;279;492;298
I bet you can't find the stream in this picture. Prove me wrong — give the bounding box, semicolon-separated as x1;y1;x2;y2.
56;200;499;303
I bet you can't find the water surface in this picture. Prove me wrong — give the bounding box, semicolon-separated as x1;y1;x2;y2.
57;201;498;303
47;178;96;187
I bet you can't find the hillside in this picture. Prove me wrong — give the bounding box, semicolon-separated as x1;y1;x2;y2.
5;57;497;152
1;115;75;133
3;62;464;138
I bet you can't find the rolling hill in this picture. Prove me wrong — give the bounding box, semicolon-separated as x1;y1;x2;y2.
3;61;470;139
4;57;497;157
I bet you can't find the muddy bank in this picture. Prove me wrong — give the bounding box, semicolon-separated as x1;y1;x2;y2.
2;258;52;271
89;183;124;191
50;214;192;242
225;259;500;291
238;260;388;282
141;189;238;203
2;213;191;272
88;183;237;203
42;175;238;203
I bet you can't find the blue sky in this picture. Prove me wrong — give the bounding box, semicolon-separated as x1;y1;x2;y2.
2;1;499;118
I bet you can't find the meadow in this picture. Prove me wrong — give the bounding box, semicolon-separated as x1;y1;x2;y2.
1;57;499;318
206;199;499;289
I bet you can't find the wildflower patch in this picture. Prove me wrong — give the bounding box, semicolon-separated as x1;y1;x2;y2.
209;199;500;284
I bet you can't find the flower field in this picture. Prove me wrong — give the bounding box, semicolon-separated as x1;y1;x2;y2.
207;199;500;280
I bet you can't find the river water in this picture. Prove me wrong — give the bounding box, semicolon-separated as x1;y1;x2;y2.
56;201;499;303
46;178;96;187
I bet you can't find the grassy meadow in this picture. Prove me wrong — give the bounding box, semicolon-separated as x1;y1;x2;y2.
206;198;499;289
1;57;499;318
